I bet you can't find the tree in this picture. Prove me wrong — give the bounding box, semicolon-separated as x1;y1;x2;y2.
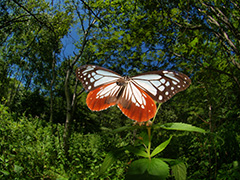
0;0;73;119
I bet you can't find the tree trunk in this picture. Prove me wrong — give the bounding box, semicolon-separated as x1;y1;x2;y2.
49;52;56;123
63;67;73;155
62;16;96;155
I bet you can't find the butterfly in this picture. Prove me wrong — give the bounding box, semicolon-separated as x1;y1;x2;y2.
76;65;191;122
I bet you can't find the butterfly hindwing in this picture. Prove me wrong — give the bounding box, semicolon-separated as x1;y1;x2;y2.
86;82;122;111
76;65;121;92
117;82;156;122
131;70;191;103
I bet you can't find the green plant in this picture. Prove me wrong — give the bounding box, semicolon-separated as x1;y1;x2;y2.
98;104;206;180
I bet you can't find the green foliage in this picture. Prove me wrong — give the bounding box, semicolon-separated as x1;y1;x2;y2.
0;104;127;179
98;148;126;177
126;158;169;180
99;121;206;179
0;104;65;179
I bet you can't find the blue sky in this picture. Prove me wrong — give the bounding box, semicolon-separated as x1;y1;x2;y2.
61;26;79;58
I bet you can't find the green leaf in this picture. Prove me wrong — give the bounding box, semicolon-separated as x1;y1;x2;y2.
157;123;206;133
14;165;24;174
189;37;199;47
126;158;169;180
171;8;180;16
171;162;187;180
99;150;122;176
0;170;10;176
125;146;148;158
202;62;210;67
151;136;172;157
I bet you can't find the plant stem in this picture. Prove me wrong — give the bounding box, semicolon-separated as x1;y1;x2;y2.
152;103;162;124
147;127;151;160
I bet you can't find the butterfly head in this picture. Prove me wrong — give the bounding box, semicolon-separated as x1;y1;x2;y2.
116;76;130;87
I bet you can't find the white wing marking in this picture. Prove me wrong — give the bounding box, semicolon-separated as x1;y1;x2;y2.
164;73;180;83
142;95;146;105
94;76;119;87
90;78;94;82
94;75;102;80
94;83;122;103
172;81;177;85
97;84;113;97
159;85;165;91
151;80;161;87
82;66;95;73
122;82;150;109
159;95;163;100
96;70;121;77
134;74;162;80
132;79;157;96
130;83;143;105
96;83;119;98
132;95;136;103
111;85;120;96
160;79;166;84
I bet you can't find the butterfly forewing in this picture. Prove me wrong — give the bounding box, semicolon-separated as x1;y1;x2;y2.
76;65;121;91
131;71;191;103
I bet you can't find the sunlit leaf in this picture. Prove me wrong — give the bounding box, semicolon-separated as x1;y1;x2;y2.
156;123;206;133
151;136;172;157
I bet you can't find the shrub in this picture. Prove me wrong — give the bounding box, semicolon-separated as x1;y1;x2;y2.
0;104;127;179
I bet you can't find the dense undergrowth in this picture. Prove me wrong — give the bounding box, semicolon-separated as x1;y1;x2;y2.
0;104;128;179
1;103;240;179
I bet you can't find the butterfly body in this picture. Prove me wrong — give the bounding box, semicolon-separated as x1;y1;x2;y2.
116;77;129;86
76;65;191;122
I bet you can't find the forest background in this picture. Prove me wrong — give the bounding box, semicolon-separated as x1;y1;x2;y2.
1;0;240;179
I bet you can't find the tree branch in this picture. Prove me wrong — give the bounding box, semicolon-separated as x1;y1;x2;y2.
200;2;239;55
79;0;106;26
12;0;54;32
